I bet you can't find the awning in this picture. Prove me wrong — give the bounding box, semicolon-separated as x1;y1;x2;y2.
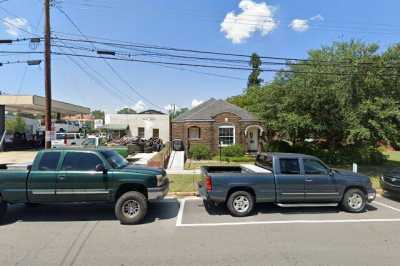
0;95;90;115
102;124;129;130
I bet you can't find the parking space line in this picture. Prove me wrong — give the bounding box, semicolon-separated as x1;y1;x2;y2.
176;198;186;226
177;218;400;227
373;201;400;213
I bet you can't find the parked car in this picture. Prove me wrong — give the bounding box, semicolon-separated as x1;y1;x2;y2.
0;148;169;224
51;120;80;133
198;152;376;217
380;169;400;195
51;133;84;148
81;135;107;147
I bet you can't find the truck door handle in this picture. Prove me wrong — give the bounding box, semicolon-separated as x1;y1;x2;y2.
58;175;66;181
305;178;313;182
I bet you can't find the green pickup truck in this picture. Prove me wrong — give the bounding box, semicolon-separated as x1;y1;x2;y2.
0;148;169;224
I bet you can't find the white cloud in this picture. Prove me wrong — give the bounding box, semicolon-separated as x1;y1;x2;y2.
310;14;324;21
220;0;277;44
289;19;309;32
191;99;203;108
2;17;30;37
133;100;146;112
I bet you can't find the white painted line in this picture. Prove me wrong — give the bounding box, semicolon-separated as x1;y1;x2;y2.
176;198;186;226
177;218;400;227
373;201;400;213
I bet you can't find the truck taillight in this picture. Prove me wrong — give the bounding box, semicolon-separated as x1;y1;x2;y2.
205;176;212;192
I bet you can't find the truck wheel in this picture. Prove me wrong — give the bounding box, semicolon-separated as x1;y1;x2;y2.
341;188;366;213
227;191;254;217
0;202;7;223
115;191;148;225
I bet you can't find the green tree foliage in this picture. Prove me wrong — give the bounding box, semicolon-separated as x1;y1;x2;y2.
248;53;263;88
231;40;400;163
170;107;189;119
117;108;137;114
5;115;26;134
91;110;105;120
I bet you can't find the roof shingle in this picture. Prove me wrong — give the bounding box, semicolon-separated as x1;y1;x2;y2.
173;98;258;122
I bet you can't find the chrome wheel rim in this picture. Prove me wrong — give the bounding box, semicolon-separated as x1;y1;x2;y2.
233;195;250;213
122;200;140;218
348;193;363;210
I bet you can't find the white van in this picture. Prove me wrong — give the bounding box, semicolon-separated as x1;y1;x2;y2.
51;133;84;148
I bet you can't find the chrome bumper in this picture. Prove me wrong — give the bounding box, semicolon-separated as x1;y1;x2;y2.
367;192;376;202
148;179;169;200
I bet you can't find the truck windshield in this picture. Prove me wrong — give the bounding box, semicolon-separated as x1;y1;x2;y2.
100;150;128;169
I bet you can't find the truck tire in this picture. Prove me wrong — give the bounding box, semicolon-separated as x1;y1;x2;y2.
0;202;7;223
227;191;254;217
115;191;148;225
341;188;367;213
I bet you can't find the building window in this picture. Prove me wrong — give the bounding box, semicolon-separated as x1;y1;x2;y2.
188;126;201;140
138;127;145;138
153;128;159;138
219;126;235;146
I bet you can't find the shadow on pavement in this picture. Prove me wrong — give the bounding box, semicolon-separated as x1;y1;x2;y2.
1;200;180;225
202;200;377;216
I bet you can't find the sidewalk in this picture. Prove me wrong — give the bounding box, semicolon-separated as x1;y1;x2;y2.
166;169;200;175
0;151;37;165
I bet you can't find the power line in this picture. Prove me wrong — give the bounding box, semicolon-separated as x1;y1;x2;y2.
51;36;400;68
55;6;163;110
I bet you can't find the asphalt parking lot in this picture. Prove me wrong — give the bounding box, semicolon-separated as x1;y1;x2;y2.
1;195;400;266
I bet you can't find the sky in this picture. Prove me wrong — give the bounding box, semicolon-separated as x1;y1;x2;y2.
1;0;400;113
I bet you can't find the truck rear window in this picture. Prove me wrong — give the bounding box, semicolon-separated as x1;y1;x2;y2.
38;152;61;171
256;154;273;171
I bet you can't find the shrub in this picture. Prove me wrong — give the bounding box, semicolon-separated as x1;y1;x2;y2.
189;144;211;160
263;140;293;153
221;144;245;157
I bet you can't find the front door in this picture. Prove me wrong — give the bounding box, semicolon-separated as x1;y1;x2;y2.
57;151;108;202
303;159;339;202
28;151;61;203
247;128;258;152
275;158;305;202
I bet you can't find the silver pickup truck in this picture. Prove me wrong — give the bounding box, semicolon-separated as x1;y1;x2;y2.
199;153;376;217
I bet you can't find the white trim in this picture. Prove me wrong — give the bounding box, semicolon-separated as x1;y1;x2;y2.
373;201;400;213
176;198;186;226
177;218;400;227
244;125;264;136
218;125;235;146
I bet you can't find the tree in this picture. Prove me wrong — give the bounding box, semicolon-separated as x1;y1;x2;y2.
230;40;400;163
117;108;137;114
5;115;26;134
248;53;263;88
91;110;105;120
170;107;189;119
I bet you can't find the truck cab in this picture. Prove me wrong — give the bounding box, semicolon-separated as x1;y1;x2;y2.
0;148;169;224
199;153;376;217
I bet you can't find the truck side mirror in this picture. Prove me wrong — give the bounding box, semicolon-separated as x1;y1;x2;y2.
95;164;106;173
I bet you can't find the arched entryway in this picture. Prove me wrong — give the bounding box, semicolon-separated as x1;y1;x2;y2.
245;125;264;152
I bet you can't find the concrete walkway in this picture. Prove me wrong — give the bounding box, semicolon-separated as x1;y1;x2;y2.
0;151;37;165
127;152;158;165
167;151;185;170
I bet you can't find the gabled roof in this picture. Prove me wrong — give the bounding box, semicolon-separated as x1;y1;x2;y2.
139;109;165;115
173;98;258;122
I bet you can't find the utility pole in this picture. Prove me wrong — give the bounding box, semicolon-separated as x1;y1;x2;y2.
44;0;52;149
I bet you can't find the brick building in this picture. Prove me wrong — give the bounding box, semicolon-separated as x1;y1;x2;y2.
171;98;265;153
